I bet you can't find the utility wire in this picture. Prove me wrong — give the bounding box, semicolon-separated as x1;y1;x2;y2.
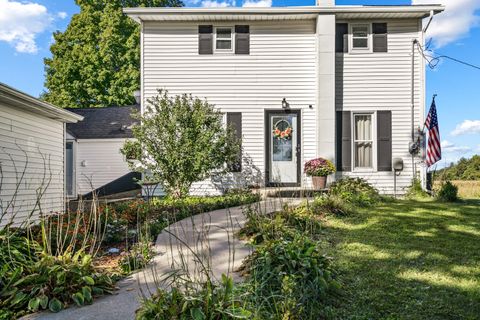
416;42;480;71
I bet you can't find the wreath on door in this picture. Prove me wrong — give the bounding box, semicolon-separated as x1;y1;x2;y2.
273;119;293;140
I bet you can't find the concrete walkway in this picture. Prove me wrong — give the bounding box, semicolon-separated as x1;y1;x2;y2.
24;199;294;320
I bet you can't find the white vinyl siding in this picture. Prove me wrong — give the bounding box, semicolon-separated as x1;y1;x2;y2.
0;104;65;226
142;20;317;194
75;139;132;195
336;19;424;194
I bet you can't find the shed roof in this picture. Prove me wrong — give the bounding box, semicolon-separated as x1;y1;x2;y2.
66;105;139;139
0;82;83;123
124;5;444;22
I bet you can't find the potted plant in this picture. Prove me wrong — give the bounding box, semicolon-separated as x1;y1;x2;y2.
304;157;336;190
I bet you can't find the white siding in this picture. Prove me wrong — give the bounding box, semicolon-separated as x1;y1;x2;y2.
142;20;318;194
336;19;424;194
0;104;65;226
75;139;132;195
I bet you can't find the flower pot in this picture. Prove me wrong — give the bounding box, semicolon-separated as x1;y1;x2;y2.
312;176;327;190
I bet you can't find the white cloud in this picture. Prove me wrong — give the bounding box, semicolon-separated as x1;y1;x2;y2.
242;0;272;7
412;0;480;47
57;12;68;19
441;140;472;153
451;120;480;136
201;0;234;7
0;0;53;53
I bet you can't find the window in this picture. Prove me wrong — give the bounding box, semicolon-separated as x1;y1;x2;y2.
351;24;370;50
215;27;233;52
354;114;373;169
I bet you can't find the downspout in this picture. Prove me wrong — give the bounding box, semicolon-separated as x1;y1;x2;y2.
411;38;417;179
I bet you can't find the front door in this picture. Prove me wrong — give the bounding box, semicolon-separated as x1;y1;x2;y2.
266;110;301;186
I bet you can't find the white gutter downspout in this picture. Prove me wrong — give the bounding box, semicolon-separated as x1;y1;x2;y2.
423;10;435;33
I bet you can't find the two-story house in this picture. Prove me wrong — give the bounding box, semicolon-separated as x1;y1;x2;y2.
125;1;444;195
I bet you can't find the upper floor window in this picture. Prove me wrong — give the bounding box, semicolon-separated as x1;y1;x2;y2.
336;22;388;53
199;25;250;55
215;27;233;52
351;24;370;51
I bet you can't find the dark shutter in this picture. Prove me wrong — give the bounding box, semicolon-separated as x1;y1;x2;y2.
373;23;388;53
335;23;348;53
336;111;351;171
198;25;213;55
227;112;242;172
377;111;392;171
235;25;250;54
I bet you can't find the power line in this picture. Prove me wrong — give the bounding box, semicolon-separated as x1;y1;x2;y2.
416;42;480;71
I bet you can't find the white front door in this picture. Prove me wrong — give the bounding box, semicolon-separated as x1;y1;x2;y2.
267;111;300;186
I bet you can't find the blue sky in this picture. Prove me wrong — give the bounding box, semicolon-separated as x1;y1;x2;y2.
0;0;479;166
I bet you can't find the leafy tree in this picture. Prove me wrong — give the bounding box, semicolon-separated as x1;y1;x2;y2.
435;155;480;181
43;0;182;108
122;90;240;198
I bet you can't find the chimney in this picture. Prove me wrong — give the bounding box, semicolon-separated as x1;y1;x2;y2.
316;0;334;6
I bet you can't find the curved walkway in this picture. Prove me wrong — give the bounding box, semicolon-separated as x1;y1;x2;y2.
24;198;293;320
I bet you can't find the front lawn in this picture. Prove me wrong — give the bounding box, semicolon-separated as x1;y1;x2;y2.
323;199;480;319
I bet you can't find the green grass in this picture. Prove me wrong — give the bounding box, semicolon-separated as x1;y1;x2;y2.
322;199;480;320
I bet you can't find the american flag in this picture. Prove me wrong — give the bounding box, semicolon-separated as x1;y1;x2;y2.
425;99;441;167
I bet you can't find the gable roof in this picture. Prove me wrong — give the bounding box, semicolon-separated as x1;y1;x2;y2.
66;105;139;139
124;5;444;22
0;82;83;123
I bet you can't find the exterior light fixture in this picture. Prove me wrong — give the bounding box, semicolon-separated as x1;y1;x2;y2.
281;98;290;109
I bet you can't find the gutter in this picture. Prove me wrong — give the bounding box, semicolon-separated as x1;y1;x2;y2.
0;83;83;123
124;5;445;22
423;10;435;33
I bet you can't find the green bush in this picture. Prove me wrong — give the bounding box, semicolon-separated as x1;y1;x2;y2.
245;235;339;319
135;274;251;320
405;178;430;199
0;231;114;318
329;177;380;207
310;194;354;216
436;181;459;202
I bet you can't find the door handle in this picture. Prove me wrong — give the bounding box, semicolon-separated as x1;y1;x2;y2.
296;144;301;154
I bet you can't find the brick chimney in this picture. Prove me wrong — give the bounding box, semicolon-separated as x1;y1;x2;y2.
316;0;334;6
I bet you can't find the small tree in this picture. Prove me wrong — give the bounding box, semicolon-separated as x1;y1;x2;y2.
122;90;240;198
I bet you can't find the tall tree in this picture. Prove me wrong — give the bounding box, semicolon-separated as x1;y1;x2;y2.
43;0;182;108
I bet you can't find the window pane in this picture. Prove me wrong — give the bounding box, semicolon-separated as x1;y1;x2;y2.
272;116;293;161
216;28;231;38
353;38;368;48
216;39;231;50
355;142;373;168
355;115;372;140
352;26;368;37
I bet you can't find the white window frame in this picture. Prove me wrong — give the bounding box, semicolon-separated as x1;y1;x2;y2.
214;26;234;53
352;112;377;172
349;23;372;53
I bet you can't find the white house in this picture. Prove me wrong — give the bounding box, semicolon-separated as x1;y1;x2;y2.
0;83;83;226
65;106;141;198
125;2;444;195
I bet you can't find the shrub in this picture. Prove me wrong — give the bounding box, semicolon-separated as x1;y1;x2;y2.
436;181;459;202
310;194;354;216
136;274;251;320
304;157;336;177
122;90;241;198
405;178;430;199
245;235;339;319
329;177;380;207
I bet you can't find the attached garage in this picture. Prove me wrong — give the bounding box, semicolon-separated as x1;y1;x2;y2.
0;83;82;226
